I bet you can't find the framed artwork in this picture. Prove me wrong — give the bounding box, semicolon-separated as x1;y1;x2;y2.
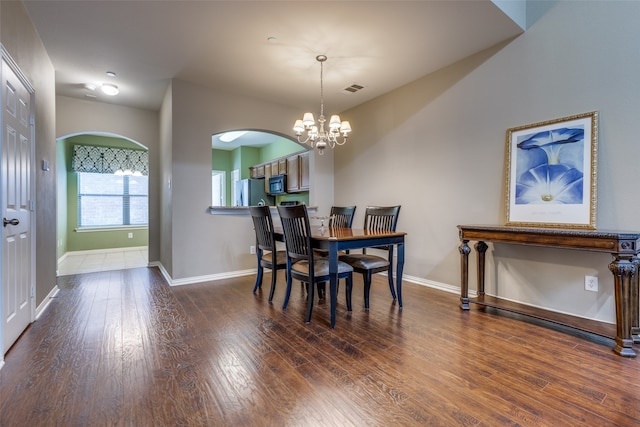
504;111;598;229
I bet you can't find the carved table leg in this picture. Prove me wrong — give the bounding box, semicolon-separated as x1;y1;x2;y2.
632;256;640;344
475;241;488;297
608;257;637;357
459;240;470;310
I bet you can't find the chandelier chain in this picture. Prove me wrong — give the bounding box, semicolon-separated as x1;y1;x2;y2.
319;58;324;119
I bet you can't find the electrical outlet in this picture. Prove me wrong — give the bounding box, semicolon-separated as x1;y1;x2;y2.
585;275;598;292
128;232;133;239
250;245;256;254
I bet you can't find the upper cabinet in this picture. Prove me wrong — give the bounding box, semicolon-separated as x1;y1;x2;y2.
250;164;266;179
250;157;287;179
278;159;287;176
286;151;309;193
247;149;310;194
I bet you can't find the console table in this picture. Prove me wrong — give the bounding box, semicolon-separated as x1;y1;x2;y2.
458;225;640;357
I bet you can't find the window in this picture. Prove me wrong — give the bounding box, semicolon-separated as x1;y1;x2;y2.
78;172;148;227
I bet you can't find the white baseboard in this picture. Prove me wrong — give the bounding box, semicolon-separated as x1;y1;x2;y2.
399;273;463;295
152;264;468;297
35;284;60;320
153;261;257;287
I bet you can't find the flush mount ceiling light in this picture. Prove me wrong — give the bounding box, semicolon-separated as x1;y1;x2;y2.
293;55;351;155
106;71;117;77
83;83;96;91
219;130;248;142
101;83;119;96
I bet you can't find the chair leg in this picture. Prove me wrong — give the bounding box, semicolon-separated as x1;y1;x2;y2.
346;276;353;311
387;249;397;300
317;282;325;299
387;273;397;301
268;268;277;302
305;280;315;323
282;271;293;310
364;272;373;310
253;265;264;293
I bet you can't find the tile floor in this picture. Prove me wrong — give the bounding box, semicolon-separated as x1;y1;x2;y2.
57;247;148;276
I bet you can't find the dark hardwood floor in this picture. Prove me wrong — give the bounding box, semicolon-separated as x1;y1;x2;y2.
1;266;639;426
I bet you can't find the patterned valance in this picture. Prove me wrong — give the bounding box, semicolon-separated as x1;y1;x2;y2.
72;145;148;176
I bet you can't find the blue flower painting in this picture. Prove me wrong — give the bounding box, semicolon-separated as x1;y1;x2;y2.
515;126;584;205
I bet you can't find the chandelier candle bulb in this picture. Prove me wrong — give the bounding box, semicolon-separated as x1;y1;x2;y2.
340;121;351;134
293;120;305;133
303;113;315;127
329;115;341;129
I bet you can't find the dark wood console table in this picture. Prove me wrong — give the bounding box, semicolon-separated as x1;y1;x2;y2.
458;225;640;357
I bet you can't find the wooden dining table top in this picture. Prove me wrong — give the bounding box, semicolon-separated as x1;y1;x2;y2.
274;226;406;241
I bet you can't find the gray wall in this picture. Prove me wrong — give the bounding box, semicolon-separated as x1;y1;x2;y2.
1;1;56;306
161;79;334;280
335;0;640;324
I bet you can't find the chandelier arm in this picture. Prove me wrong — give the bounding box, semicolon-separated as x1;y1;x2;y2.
297;134;312;145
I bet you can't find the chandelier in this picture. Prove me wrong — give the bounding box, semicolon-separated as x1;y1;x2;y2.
293;55;351;155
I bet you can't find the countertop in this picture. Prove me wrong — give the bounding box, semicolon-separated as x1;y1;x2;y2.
209;206;318;215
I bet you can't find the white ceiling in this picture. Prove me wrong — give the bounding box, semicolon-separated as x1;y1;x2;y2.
212;129;297;151
23;0;524;116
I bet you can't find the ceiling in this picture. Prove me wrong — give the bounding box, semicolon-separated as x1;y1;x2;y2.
23;0;524;117
212;129;296;151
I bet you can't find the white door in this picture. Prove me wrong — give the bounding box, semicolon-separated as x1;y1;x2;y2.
1;48;35;354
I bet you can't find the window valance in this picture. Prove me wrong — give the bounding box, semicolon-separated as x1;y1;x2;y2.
72;145;148;176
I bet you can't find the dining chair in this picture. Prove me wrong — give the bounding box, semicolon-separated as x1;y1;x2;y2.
250;205;288;302
277;204;354;323
314;206;357;263
329;205;357;228
339;205;401;310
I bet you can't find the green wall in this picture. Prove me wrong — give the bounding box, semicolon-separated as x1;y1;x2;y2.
62;134;149;252
212;148;232;205
259;138;305;163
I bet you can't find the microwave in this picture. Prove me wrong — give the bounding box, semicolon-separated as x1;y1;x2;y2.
268;175;287;195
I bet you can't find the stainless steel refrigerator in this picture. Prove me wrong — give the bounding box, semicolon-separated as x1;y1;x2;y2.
235;178;274;206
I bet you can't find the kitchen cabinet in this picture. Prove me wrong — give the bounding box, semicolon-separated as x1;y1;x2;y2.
264;164;271;193
286;151;310;193
250;164;265;179
278;159;287;175
268;159;286;176
249;151;309;194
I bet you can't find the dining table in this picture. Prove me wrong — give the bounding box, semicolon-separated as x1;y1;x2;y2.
273;225;407;328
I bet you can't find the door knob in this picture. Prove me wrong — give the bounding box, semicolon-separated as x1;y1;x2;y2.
3;217;19;227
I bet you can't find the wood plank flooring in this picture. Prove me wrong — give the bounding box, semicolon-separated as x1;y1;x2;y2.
1;267;640;426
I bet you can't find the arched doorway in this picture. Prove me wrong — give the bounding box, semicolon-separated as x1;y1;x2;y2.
56;132;149;275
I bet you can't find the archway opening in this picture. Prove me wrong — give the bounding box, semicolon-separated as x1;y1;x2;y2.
56;132;149;275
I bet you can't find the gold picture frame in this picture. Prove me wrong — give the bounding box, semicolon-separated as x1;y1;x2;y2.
504;111;598;229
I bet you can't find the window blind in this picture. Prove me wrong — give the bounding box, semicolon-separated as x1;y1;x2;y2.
72;145;148;176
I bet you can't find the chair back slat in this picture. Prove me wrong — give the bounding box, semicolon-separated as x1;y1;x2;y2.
277;205;313;262
329;206;356;228
362;205;401;253
250;206;276;252
363;205;401;232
